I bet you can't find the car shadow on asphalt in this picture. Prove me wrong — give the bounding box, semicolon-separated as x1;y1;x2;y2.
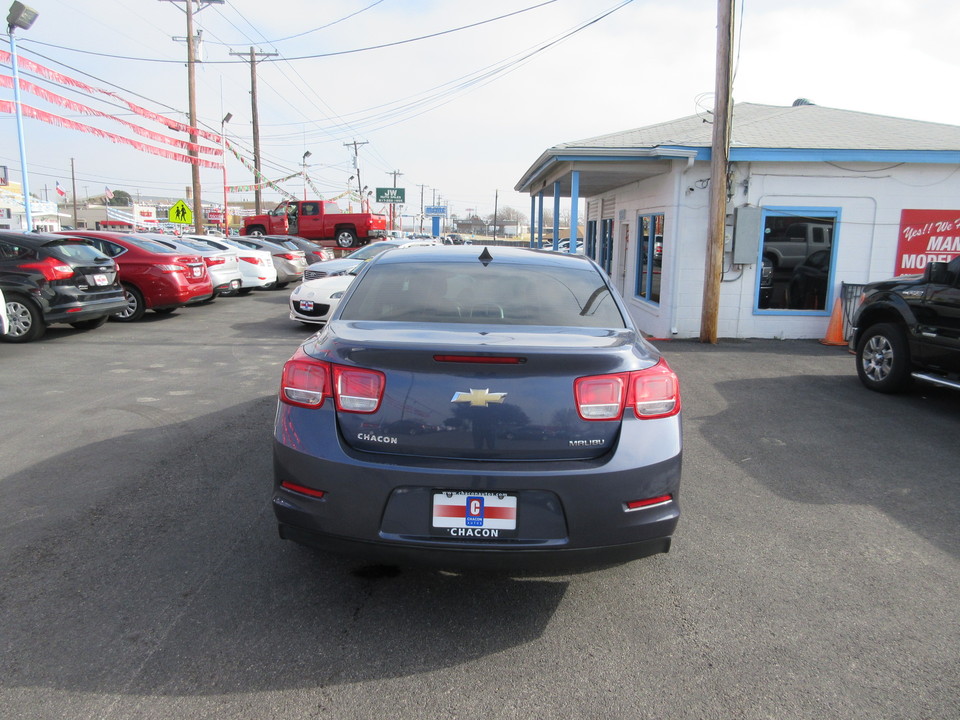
674;343;960;561
0;395;569;698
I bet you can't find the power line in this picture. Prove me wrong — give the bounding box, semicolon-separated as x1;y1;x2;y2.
17;1;561;64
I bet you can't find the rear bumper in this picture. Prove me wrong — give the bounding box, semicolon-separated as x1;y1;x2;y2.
43;290;127;324
273;403;682;572
277;522;671;573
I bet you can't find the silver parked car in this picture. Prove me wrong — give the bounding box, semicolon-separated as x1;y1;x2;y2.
229;236;307;289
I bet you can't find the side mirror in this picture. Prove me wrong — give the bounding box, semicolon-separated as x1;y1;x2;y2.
924;261;950;285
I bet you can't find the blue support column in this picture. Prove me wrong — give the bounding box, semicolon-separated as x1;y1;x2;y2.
569;171;580;254
431;216;440;237
529;195;536;247
9;33;33;230
552;182;561;251
537;193;544;248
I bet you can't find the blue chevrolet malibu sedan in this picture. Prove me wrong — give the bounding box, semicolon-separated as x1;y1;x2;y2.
272;246;682;572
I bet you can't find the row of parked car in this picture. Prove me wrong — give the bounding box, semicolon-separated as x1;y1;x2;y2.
0;229;330;343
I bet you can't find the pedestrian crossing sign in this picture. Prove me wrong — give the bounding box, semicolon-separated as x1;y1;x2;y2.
169;200;193;225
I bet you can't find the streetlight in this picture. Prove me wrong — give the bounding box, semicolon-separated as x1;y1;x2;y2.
221;112;232;234
7;1;39;230
301;151;311;201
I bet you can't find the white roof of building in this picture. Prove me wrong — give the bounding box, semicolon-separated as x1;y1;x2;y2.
516;102;960;196
558;102;960;152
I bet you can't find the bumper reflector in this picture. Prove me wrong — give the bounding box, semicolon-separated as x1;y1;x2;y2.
625;494;673;511
281;481;325;499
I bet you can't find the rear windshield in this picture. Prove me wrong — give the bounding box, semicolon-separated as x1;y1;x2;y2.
116;235;182;254
171;237;214;252
263;238;298;250
43;240;111;263
339;260;626;328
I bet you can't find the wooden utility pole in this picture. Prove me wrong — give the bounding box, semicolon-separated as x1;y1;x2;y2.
163;0;225;232
184;0;202;232
699;0;735;343
70;157;77;227
230;47;278;214
344;140;369;202
388;169;403;231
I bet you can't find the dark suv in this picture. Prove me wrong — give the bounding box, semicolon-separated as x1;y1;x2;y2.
0;231;125;343
851;258;960;393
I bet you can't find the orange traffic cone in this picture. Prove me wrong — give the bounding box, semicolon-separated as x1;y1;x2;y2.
820;295;846;346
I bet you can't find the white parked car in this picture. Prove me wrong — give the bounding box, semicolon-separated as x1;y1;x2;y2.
289;269;358;327
204;237;278;293
0;286;8;336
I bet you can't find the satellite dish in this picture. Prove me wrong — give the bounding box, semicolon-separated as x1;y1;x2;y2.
792;98;814;106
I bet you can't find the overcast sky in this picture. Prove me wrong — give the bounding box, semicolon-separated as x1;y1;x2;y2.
2;0;957;219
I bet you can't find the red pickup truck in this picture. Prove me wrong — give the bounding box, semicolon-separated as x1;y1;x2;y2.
242;200;387;248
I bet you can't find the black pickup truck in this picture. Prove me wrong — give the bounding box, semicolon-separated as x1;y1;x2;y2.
851;258;960;392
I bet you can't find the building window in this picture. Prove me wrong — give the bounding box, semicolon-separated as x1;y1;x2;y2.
636;213;664;303
585;220;597;260
757;209;838;313
599;219;614;274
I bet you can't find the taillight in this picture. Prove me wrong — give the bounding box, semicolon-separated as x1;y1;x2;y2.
24;256;74;281
333;365;385;413
575;360;680;421
574;374;627;420
280;348;332;408
626;361;680;419
155;264;187;274
239;256;262;265
204;256;226;266
279;349;384;413
276;253;300;261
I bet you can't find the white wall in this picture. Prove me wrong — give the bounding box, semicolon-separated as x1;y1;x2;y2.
588;159;960;339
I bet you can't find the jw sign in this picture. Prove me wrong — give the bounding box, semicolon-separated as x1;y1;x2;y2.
375;187;405;204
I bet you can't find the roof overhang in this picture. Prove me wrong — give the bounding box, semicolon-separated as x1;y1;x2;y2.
515;146;698;198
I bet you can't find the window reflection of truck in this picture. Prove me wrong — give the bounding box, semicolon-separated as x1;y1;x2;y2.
763;222;832;270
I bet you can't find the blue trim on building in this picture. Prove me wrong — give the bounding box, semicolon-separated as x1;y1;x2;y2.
657;146;960;164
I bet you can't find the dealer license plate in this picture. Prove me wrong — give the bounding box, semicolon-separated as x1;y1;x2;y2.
431;491;517;539
300;300;314;311
92;274;109;286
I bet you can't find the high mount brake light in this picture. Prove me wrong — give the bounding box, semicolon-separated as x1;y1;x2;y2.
433;355;524;364
575;360;680;421
280;349;384;413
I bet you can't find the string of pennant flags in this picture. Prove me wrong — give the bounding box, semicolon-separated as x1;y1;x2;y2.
0;49;347;202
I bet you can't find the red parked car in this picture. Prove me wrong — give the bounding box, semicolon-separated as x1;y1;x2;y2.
57;231;213;321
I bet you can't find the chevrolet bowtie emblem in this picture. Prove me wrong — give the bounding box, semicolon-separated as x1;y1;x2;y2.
451;388;507;407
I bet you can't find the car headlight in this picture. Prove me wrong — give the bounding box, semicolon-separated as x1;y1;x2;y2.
331;291;345;299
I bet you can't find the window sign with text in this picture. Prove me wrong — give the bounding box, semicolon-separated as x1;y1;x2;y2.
895;209;960;275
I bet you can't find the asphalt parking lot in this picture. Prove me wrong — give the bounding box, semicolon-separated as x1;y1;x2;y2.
1;290;958;720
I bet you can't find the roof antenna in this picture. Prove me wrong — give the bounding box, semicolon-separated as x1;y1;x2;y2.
478;248;493;267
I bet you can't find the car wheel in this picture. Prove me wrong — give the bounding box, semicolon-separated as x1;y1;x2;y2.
856;322;912;393
237;288;253;296
2;295;45;343
113;285;146;322
335;229;358;248
70;316;109;330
